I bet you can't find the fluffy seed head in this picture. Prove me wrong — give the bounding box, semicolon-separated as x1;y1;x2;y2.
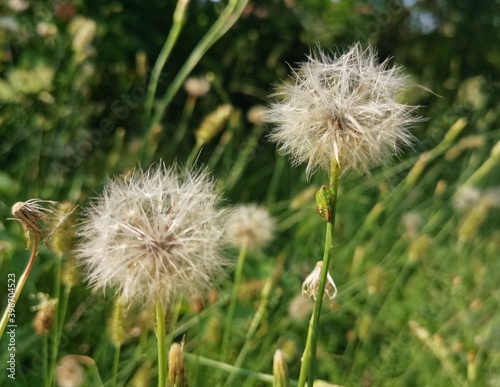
265;43;419;177
225;204;275;251
76;163;228;307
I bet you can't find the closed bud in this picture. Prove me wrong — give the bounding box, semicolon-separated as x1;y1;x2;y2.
168;342;188;387
273;349;289;387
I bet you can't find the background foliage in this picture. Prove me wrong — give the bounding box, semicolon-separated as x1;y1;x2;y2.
1;0;499;386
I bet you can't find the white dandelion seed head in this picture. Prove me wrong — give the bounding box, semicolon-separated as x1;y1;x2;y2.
265;43;420;178
76;163;229;308
225;204;275;251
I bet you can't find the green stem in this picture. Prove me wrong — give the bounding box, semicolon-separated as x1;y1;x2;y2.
221;243;248;362
172;95;197;148
111;344;121;387
186;141;203;170
298;159;340;387
141;0;250;160
0;236;39;338
297;311;315;387
156;299;167;387
225;254;286;386
184;353;296;385
43;334;49;387
48;285;72;387
225;123;266;191
144;0;190;119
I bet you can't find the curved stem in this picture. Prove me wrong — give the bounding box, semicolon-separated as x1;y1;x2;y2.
0;236;39;338
156;299;167;387
144;0;190;119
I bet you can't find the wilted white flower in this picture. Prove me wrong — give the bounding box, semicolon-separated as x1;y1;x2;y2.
225;204;274;251
266;43;419;177
10;199;58;248
77;163;228;307
302;261;337;301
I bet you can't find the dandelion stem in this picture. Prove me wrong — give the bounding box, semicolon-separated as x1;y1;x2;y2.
156;299;167;387
144;0;190;120
221;243;248;363
298;159;340;387
0;235;39;338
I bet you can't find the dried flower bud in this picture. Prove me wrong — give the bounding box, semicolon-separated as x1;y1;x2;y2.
194;104;232;146
184;76;211;97
273;349;290;387
168;342;188;387
32;293;58;335
302;261;337;301
189;295;205;314
10;199;57;248
55;355;86;387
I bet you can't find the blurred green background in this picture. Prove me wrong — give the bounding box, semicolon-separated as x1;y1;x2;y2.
0;0;499;386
